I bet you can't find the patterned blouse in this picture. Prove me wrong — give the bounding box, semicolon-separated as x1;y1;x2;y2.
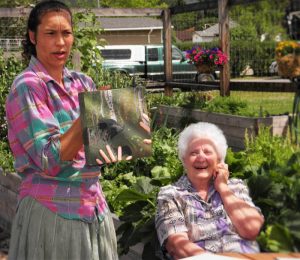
6;56;108;222
155;175;261;253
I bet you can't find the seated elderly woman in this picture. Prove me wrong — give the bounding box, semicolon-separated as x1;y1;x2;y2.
155;122;264;259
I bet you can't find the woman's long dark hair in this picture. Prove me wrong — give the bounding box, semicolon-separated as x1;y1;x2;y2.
22;0;72;62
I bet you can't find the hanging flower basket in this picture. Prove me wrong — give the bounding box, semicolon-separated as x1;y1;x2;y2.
275;41;300;79
185;46;228;74
195;63;215;74
276;54;300;79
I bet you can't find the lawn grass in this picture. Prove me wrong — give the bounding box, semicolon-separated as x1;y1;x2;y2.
229;91;294;116
147;90;295;117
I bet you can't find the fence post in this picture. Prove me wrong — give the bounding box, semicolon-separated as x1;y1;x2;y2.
218;0;230;96
72;50;81;72
162;8;173;96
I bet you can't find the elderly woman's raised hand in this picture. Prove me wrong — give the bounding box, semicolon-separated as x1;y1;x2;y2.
213;162;230;192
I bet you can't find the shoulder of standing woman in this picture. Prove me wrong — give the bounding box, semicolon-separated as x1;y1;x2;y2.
68;69;96;91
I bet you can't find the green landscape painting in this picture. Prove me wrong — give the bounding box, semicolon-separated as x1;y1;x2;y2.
79;87;152;165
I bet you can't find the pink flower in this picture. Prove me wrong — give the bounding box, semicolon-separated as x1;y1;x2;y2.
185;46;228;67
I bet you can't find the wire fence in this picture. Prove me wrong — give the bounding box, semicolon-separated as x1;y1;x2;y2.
171;1;299;79
0;3;299;131
0;2;299;82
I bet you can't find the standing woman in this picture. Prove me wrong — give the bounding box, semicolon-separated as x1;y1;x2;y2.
6;1;119;259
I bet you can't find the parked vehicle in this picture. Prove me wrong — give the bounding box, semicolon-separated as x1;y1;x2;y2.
98;44;210;82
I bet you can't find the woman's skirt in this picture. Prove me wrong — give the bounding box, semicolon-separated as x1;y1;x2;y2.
8;196;118;260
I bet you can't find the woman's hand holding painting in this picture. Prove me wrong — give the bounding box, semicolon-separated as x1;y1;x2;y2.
140;113;151;145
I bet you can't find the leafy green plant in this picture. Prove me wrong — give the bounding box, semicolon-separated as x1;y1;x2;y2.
69;10;135;89
200;95;252;115
100;127;182;258
0;49;25;173
101;126;300;258
0;50;25;142
0;141;15;173
68;10;104;78
227;127;300;252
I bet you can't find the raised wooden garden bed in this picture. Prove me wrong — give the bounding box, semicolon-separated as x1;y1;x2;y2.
153;105;290;150
0;171;20;232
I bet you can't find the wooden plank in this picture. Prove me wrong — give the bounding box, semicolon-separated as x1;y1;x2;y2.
289;253;300;258
0;216;12;233
0;199;17;223
159;106;259;128
155;106;290;150
0;185;18;230
229;81;296;92
228;0;264;7
220;252;300;259
0;171;21;193
217;125;254;139
0;170;19;231
170;0;262;14
166;82;220;91
194;111;258;128
226;135;246;150
170;1;218;15
88;8;162;17
219;252;249;259
243;253;296;260
0;7;162;18
0;185;18;206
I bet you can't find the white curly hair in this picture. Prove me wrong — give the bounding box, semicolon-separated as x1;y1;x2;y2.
178;122;228;163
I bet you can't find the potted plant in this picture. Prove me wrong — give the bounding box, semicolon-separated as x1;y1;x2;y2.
185;46;228;74
275;40;300;79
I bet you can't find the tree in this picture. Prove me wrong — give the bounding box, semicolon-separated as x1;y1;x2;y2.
230;0;290;41
100;0;167;8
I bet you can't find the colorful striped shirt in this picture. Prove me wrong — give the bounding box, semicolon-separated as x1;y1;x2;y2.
155;175;261;254
6;56;108;222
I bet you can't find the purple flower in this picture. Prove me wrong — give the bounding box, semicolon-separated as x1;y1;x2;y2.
185;45;228;67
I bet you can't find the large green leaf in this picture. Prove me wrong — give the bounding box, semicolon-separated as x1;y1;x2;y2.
115;189;150;202
133;177;156;194
265;224;294;252
247;175;272;199
281;210;300;241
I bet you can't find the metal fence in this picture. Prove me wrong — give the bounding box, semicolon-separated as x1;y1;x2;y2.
0;38;22;51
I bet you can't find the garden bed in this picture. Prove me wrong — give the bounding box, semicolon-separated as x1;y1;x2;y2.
153;105;290;150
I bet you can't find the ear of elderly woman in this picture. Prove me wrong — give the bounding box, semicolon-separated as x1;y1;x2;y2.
155;122;264;260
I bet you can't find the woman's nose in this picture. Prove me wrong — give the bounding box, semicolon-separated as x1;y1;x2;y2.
196;150;205;159
56;34;65;45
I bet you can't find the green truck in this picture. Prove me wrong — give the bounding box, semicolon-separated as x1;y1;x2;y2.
98;44;204;82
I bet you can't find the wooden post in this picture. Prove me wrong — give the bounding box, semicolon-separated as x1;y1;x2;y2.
162;9;173;96
219;0;230;96
72;50;81;72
